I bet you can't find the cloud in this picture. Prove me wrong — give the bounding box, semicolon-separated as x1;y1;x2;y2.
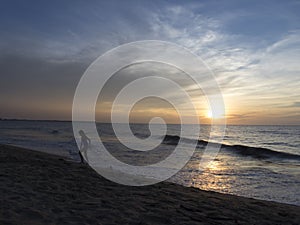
0;0;299;123
282;102;300;108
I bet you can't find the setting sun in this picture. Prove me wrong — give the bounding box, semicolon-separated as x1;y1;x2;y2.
206;110;213;118
206;109;225;119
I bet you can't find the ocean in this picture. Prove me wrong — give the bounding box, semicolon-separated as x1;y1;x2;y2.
0;120;299;205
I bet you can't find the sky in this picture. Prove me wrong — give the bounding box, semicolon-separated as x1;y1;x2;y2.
0;0;299;125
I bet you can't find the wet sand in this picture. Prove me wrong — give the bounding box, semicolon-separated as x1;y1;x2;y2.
1;144;299;225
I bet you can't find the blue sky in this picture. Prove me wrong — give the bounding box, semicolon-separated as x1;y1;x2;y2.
0;0;299;124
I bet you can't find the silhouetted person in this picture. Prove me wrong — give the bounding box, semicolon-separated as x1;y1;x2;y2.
78;130;91;163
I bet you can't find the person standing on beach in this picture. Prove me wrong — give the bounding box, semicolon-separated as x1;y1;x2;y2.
78;130;91;164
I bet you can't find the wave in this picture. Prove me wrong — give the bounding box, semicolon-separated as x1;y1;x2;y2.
162;135;300;161
262;142;299;148
225;144;300;160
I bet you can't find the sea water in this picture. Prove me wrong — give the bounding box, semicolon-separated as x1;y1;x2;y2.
0;120;299;205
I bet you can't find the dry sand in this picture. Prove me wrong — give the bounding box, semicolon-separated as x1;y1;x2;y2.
0;144;299;225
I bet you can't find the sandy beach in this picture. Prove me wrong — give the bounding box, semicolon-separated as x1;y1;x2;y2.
0;144;299;225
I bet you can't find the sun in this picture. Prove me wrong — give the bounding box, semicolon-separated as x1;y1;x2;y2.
206;109;225;119
207;110;213;118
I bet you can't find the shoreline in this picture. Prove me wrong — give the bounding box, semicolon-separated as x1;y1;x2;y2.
1;144;299;224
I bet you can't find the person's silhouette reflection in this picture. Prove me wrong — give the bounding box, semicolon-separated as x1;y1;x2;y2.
78;130;91;163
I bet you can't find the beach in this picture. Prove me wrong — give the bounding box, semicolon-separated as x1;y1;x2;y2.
1;144;299;225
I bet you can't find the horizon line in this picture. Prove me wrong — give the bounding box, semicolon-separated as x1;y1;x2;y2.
0;118;299;126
